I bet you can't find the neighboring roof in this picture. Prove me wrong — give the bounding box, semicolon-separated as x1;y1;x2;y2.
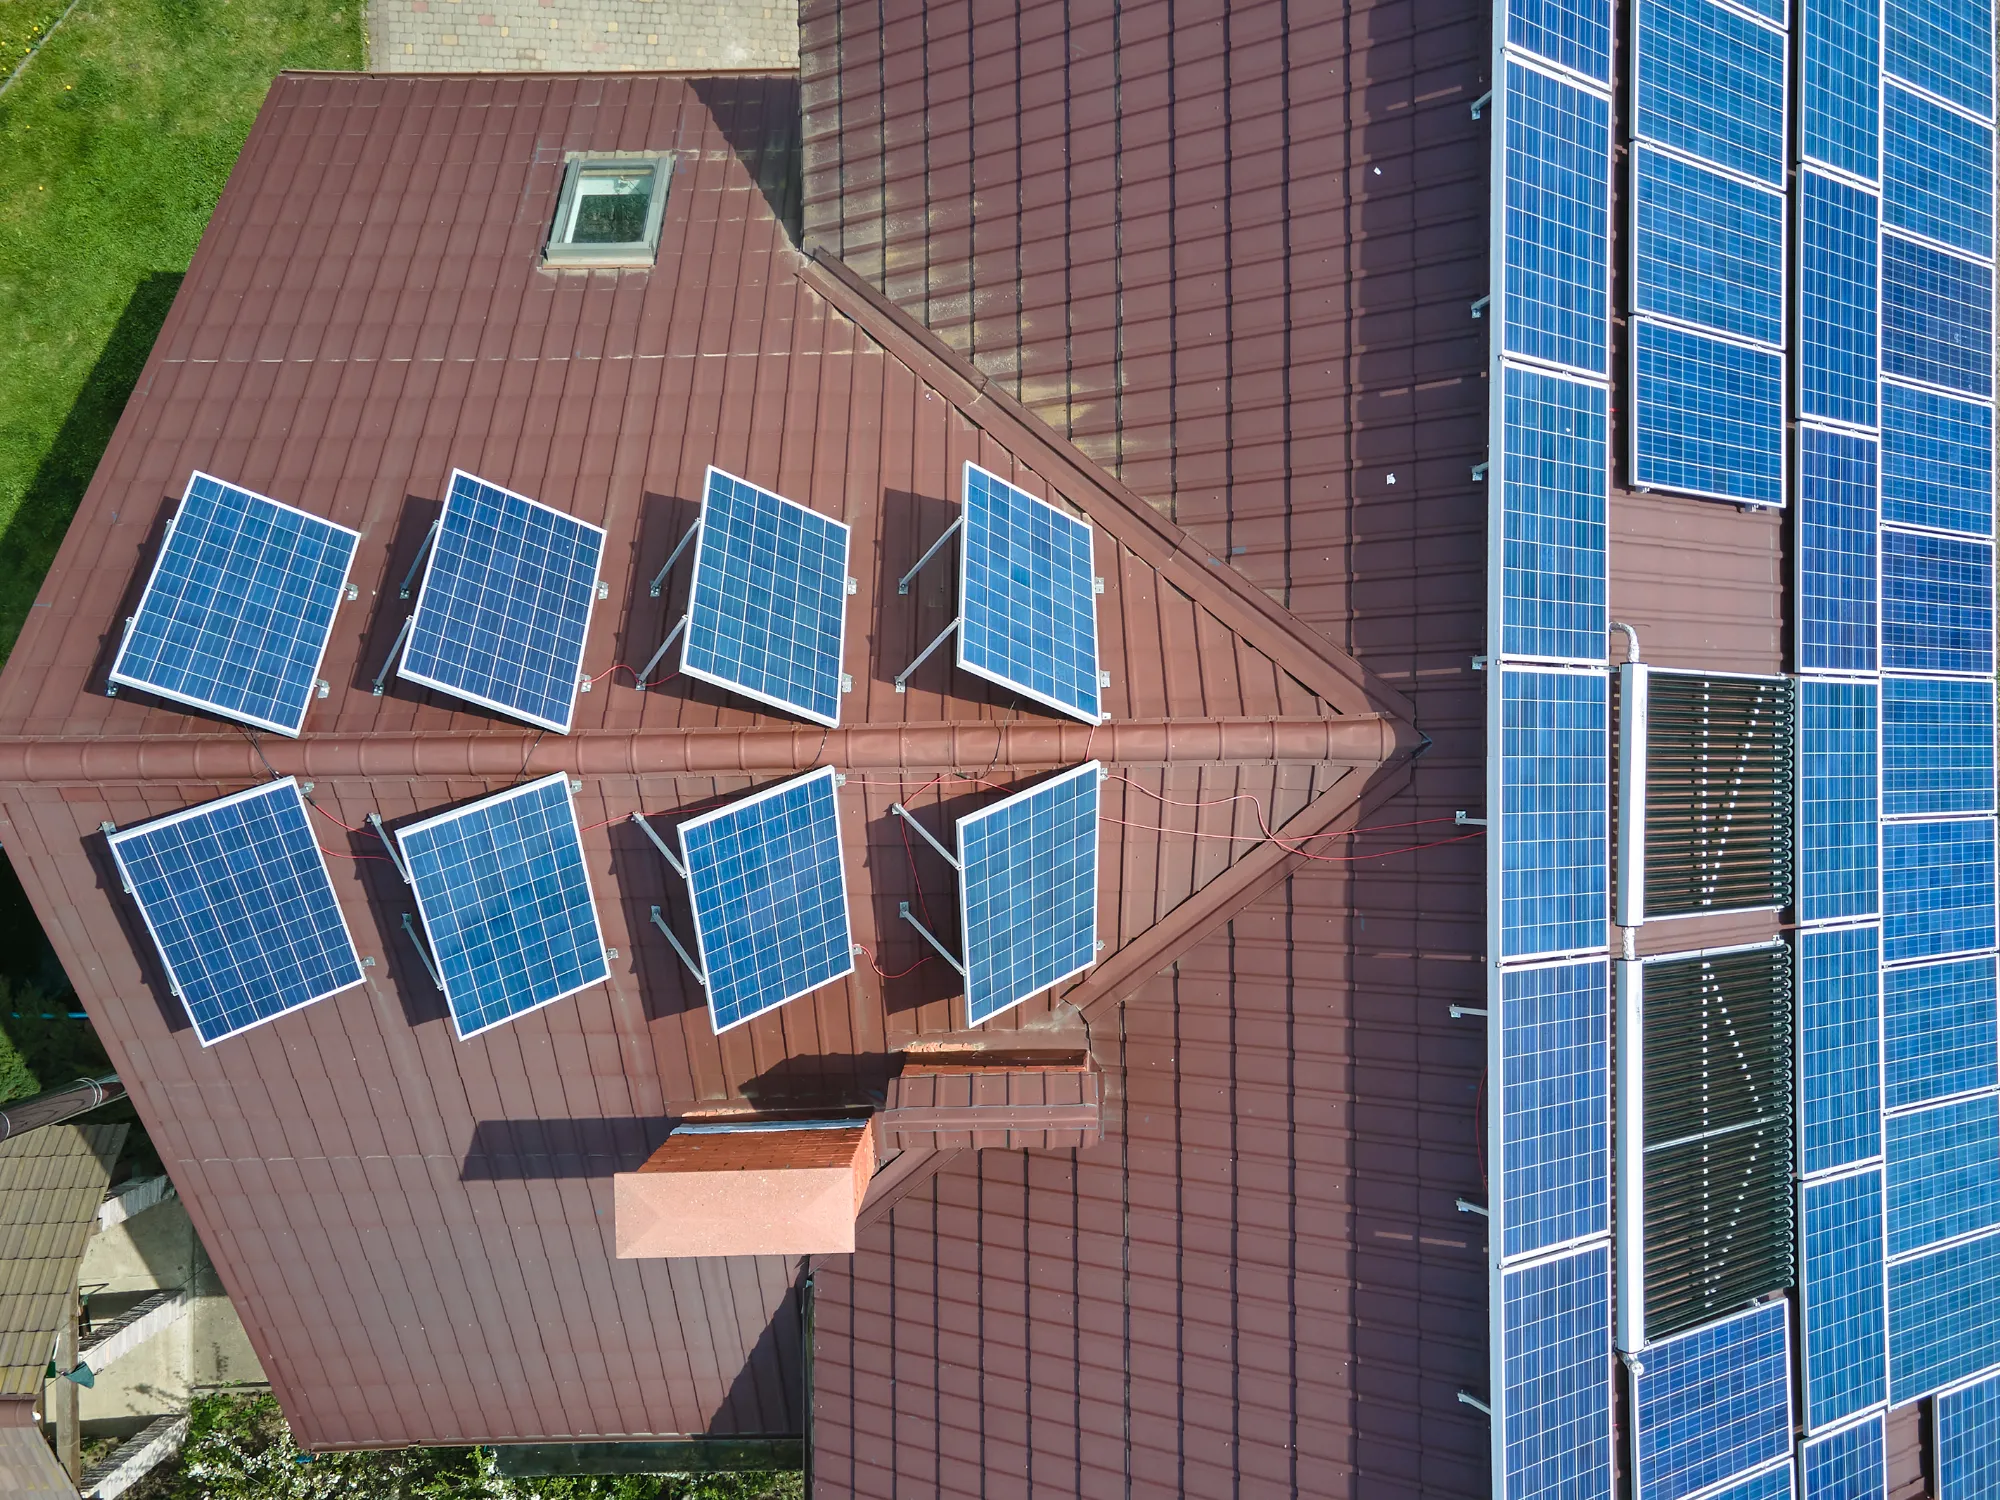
0;70;1414;1450
0;1123;124;1399
0;1404;77;1500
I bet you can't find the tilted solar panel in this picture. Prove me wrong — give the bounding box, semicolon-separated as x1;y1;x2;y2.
1880;529;1994;677
1505;0;1611;83
398;470;605;733
109;472;360;737
1881;234;1994;399
1796;431;1879;677
1702;1463;1793;1500
1882;677;1995;817
1889;1226;2000;1403
1629;1301;1792;1500
1886;1094;2000;1256
396;773;608;1039
1501;60;1611;377
957;464;1102;723
1798;923;1882;1177
677;766;854;1033
680;467;851;727
1800;0;1880;181
1631;146;1784;348
1632;0;1787;187
1884;0;1994;120
1799;1169;1888;1432
108;778;364;1045
1885;957;2000;1111
1499;670;1608;960
1499;960;1609;1259
1797;172;1880;429
1882;817;1998;966
1500;1245;1613;1500
1938;1371;2000;1500
1883;83;1995;260
1499;365;1608;664
1800;1413;1886;1500
1882;382;1994;538
1630;319;1785;506
957;761;1100;1027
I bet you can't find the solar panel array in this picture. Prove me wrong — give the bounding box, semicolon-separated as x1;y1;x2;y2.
1628;1301;1791;1500
1487;4;1617;1488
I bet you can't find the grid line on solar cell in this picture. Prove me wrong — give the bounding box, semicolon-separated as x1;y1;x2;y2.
1800;1170;1888;1432
1937;1371;2000;1500
956;464;1102;723
1881;530;1994;677
1630;319;1784;506
1506;0;1612;81
1799;923;1883;1176
1885;0;1995;118
1800;1414;1887;1500
1888;1226;2000;1403
1886;1095;2000;1256
108;473;360;737
1882;818;1998;966
398;470;605;733
107;779;365;1046
1797;173;1881;428
1800;0;1880;180
1633;0;1787;186
1883;678;1995;817
1631;146;1784;347
1502;60;1611;376
1883;383;1994;537
677;766;854;1032
1501;1245;1613;1500
1499;671;1608;959
1500;961;1610;1259
1881;234;1995;398
1630;1301;1792;1500
1887;957;2000;1111
957;762;1099;1027
680;468;851;727
396;773;608;1039
1501;365;1608;662
1884;84;1996;261
1796;432;1879;677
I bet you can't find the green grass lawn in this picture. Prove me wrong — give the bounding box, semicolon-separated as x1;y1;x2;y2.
0;0;363;667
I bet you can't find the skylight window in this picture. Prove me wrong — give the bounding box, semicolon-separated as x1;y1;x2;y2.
544;155;671;267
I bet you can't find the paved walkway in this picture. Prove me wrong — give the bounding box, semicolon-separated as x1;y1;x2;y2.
369;0;797;72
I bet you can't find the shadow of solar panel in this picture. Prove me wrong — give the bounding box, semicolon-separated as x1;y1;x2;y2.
1800;1413;1886;1500
1630;1301;1791;1500
1890;1228;2000;1403
1799;923;1882;1177
108;778;364;1046
677;766;854;1033
958;762;1100;1027
1500;960;1610;1259
1798;173;1881;428
396;773;607;1039
1801;0;1880;180
680;468;851;726
1799;1169;1888;1432
1884;83;1995;260
1883;817;1998;965
1886;957;2000;1111
1630;319;1785;506
1631;146;1784;347
1500;1245;1613;1500
1633;0;1787;186
398;470;606;733
1883;382;1994;537
1797;434;1879;677
958;464;1101;723
1938;1371;2000;1500
109;472;360;737
1502;59;1611;377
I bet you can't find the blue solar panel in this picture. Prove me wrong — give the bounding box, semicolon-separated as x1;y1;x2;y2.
1881;234;1994;399
1887;958;2000;1111
1800;924;1884;1176
957;761;1100;1026
679;468;851;727
1500;1245;1612;1500
1630;146;1784;347
1797;431;1879;676
1883;819;1998;966
1881;530;1994;677
1889;1226;2000;1403
108;778;364;1046
1630;1302;1792;1500
1800;0;1880;180
1501;366;1607;663
398;470;605;734
1884;85;1996;261
1797;173;1881;429
957;463;1101;723
677;766;854;1033
1885;0;1994;119
1630;320;1784;506
1499;671;1607;960
109;472;360;737
1502;60;1610;376
1883;678;1995;818
1800;1170;1888;1433
1938;1371;2000;1500
1799;679;1879;924
1883;383;1994;538
1888;1096;2000;1256
1800;1414;1886;1500
1633;0;1787;186
1506;0;1611;82
1501;961;1609;1259
1702;1463;1793;1500
396;772;608;1039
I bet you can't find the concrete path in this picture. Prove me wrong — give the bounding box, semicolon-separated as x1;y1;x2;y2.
368;0;797;72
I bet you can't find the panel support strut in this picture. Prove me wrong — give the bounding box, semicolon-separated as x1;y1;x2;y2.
637;615;689;691
894;617;960;694
897;517;962;595
629;812;687;880
399;913;444;992
398;521;439;599
372;616;415;697
648;519;701;598
898;902;966;977
650;906;706;989
890;803;960;871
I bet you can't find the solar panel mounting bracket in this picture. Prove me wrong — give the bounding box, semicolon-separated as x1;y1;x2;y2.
890;803;959;871
367;814;413;886
1455;1391;1489;1416
373;617;415;697
1470;294;1490;318
397;521;439;599
649;905;706;989
344;583;358;601
648;518;701;598
628;812;687;879
1455;1198;1488;1217
897;517;962;595
636;614;688;691
315;679;329;700
898;901;966;978
894;618;960;694
1471;462;1489;481
1469;90;1490;120
399;913;444;992
1448;1005;1488;1019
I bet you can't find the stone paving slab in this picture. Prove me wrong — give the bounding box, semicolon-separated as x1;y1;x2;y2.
369;0;796;72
